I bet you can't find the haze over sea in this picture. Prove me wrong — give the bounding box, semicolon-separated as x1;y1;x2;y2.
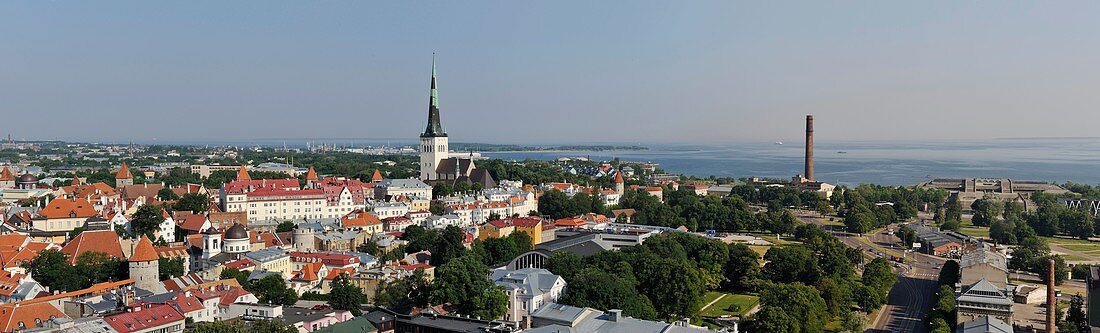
483;139;1100;187
151;138;1100;186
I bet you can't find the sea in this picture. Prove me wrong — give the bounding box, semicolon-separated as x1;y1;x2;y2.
481;139;1100;187
151;138;1100;187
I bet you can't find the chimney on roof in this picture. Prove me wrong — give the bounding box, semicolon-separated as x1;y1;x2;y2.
608;309;622;322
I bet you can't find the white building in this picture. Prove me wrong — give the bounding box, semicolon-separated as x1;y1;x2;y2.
373;179;432;200
491;268;567;327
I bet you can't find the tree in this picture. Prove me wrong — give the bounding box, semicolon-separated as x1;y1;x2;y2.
175;192;210;213
23;249;81;292
74;251;125;287
469;285;509;320
939;219;961;232
429;226;467;266
561;268;657;320
937;260;960;287
944;195;962;223
862;258;897;291
844;212;874;235
130;204;165;238
970;197;1003;227
158;257;185;280
374;269;431;311
546;251;584;282
328;273;364;316
633;256;706;319
276;221;295;233
250;275;298;305
430;255;501;317
1067;294;1089;333
750;283;829;333
723;243;761;292
763;246;820;285
157;188;180;201
221;268;251;286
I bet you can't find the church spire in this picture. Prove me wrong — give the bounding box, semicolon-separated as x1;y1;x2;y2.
422;54;446;137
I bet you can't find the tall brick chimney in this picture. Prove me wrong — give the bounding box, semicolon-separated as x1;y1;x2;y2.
805;114;814;181
1048;257;1056;333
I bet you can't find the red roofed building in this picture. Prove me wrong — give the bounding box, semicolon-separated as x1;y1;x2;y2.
340;209;382;233
0;301;68;332
219;176;327;222
105;303;185;333
478;217;547;246
34;198;99;234
0;166;14;189
60;230;125;264
114;163;134;187
290;252;360;271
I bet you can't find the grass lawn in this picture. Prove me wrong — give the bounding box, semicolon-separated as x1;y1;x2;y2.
697;292;759;317
749;245;771;257
958;226;990;239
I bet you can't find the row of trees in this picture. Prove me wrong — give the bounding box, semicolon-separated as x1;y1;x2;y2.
836;185;949;234
926;260;959;332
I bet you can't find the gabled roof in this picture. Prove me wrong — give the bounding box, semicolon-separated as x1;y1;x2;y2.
40;198;98;219
61;230;125;264
104;304;183;333
305;166;319;181
0;302;67;332
341;209;382;228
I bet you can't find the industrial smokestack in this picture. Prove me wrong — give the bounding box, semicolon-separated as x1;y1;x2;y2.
805;114;814;181
1048;257;1056;333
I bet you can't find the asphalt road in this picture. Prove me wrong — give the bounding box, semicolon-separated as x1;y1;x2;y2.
800;214;944;333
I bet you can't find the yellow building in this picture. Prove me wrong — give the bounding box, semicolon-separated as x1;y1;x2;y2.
478;217;545;246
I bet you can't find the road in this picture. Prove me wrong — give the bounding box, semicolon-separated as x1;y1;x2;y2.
799;213;944;333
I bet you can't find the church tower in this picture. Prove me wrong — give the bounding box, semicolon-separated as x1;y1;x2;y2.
420;55;449;181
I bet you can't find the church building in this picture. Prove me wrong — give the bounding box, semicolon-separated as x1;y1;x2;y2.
418;56;496;188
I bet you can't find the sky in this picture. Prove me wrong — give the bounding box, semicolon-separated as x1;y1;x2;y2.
4;1;1100;145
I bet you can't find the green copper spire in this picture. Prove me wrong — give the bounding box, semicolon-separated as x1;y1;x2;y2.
422;53;446;137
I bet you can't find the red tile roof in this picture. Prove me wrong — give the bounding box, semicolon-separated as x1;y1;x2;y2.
341;210;382;228
129;235;158;262
371;169;383;182
115;163;133;180
0;167;12;182
105;304;184;333
0;302;67;332
5;242;53;268
305;166;319;181
236;165;250;181
246;188;324;199
40;198;98;219
175;213;209;232
61;230;124;264
289;252;359;266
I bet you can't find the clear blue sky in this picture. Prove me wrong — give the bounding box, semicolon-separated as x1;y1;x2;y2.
4;1;1100;144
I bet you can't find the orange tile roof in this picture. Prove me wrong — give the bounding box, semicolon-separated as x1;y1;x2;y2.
323;267;355;281
554;218;586;228
0;302;67;332
129;235;158;262
175;213;209;232
305;166;319;181
341;209;382;228
40;198;98;219
154;245;188;259
296;262;322;282
115;163;132;180
236;165;250;181
0;272;27;297
60;230;124;264
5;242;53;268
186;234;203;249
614;171;624;183
0;234;28;251
371;169;383;182
0;167;12;182
24;279;135;305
